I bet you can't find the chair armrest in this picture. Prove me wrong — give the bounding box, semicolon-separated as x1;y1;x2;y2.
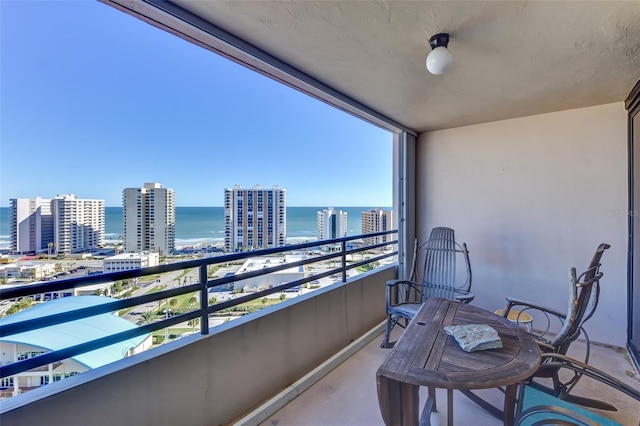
504;296;567;320
503;297;574;350
386;279;414;287
536;340;556;352
385;279;423;307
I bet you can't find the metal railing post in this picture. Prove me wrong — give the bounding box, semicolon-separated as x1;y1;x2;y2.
199;264;209;335
341;240;347;282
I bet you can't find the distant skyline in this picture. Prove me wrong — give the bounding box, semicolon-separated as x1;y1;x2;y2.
0;1;392;208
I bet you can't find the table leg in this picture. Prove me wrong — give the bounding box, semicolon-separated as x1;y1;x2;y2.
428;386;437;412
446;389;454;426
503;384;518;426
377;374;420;425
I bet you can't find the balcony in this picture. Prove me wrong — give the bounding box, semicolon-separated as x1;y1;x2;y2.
1;229;638;425
3;1;640;424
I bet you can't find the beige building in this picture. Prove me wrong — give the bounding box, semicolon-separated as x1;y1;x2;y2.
361;208;393;247
9;198;53;254
122;183;175;255
52;195;105;254
0;262;56;280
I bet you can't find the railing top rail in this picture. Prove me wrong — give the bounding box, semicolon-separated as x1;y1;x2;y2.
0;230;396;300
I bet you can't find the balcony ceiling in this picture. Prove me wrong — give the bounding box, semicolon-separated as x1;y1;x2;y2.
163;1;639;133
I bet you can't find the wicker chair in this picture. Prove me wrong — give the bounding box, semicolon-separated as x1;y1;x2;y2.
380;227;472;348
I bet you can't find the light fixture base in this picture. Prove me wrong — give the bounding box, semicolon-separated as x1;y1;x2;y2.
429;33;450;50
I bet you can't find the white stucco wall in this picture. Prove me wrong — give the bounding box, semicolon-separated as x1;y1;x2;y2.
417;102;628;346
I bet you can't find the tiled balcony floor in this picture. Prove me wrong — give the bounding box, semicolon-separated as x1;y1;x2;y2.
262;327;640;426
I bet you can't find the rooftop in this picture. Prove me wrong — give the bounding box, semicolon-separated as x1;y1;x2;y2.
0;296;148;369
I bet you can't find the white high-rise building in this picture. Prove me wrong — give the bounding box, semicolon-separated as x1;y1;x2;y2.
9;197;54;254
317;208;348;241
122;183;175;255
361;208;393;247
224;185;286;252
52;194;105;254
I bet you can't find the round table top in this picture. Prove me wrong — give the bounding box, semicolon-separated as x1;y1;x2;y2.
378;298;541;390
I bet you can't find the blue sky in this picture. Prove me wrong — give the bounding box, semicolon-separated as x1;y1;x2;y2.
0;1;392;207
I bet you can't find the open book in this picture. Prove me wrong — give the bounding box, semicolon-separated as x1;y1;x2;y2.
443;324;503;352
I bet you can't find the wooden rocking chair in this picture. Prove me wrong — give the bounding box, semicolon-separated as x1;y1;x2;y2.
380;227;473;348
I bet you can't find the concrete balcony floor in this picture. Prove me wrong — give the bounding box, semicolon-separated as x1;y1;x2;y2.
262;327;640;426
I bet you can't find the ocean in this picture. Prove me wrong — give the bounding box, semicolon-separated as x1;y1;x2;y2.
0;206;386;249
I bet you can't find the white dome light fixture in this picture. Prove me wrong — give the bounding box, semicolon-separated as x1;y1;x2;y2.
426;33;452;75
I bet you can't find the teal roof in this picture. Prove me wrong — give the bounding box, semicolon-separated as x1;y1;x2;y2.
0;296;149;369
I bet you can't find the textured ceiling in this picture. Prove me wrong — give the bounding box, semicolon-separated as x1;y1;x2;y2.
169;0;640;132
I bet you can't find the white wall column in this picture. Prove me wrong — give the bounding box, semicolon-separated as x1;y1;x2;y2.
394;131;416;280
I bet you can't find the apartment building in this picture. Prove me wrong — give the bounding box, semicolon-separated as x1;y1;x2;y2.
361;208;393;247
10;196;103;255
51;195;105;254
122;183;176;255
224;185;286;252
317;207;348;241
9;197;54;254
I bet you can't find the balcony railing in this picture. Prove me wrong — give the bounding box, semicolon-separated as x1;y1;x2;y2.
0;230;397;380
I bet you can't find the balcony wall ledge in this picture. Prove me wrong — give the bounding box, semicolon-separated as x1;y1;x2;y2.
0;264;397;426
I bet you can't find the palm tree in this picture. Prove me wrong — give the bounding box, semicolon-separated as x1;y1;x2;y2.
169;298;178;309
187;318;199;333
137;311;155;326
188;296;197;308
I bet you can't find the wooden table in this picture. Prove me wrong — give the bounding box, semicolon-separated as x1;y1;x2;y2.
376;298;541;426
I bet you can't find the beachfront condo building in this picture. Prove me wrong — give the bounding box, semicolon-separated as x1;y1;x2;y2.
10;195;104;255
361;208;393;247
317;208;348;241
224;185;287;252
9;197;54;254
52;194;105;254
122;182;176;255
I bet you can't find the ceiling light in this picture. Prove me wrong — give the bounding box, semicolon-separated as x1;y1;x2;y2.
426;33;452;75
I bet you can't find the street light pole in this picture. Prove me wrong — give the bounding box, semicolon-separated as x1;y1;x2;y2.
164;308;171;344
